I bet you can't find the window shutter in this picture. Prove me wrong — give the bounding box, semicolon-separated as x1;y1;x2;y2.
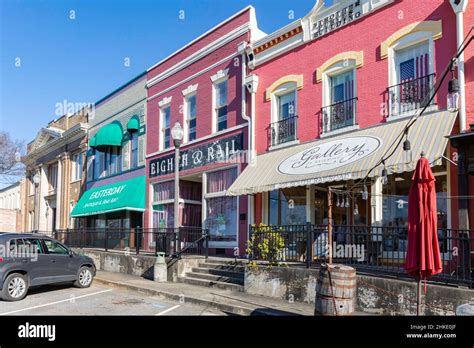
138;137;145;166
122;139;130;171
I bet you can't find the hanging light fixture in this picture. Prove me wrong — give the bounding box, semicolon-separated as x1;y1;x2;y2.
447;59;460;113
381;161;389;185
353;201;359;216
336;193;340;207
403;130;412;164
362;184;368;200
344;194;350;208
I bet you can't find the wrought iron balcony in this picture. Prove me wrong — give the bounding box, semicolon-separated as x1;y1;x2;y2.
270;115;298;147
387;73;435;117
321;97;358;134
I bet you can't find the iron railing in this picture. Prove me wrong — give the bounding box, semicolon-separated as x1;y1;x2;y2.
269;115;298;147
248;224;473;287
387;73;435;117
321;97;358;133
50;227;209;257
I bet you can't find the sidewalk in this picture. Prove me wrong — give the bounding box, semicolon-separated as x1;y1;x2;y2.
95;270;316;316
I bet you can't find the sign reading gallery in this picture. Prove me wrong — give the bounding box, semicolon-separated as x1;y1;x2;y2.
149;133;244;178
278;136;382;175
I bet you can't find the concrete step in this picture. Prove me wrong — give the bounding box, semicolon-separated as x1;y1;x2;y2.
192;267;244;279
198;262;246;272
178;276;244;292
185;271;244;285
204;258;247;265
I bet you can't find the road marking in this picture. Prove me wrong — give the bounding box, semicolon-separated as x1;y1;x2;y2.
0;289;114;315
155;304;180;316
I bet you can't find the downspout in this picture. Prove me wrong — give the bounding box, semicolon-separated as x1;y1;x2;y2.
238;41;254;246
451;0;469;132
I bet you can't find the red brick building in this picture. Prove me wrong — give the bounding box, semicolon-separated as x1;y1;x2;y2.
228;0;473;268
145;6;264;255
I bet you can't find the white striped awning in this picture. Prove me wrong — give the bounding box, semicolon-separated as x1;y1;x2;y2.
227;111;456;196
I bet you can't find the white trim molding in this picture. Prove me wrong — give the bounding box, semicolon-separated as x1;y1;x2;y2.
210;68;229;83
147;23;249;88
158;96;172;108
182;83;198;97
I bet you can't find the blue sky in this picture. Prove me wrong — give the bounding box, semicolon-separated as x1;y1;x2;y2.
0;0;332;145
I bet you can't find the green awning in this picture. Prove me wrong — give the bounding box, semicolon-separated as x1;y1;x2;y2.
89;136;97;147
94;122;123;147
71;176;145;217
127;116;140;131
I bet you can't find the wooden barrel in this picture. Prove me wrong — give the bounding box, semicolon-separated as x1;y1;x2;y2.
315;264;356;316
315;295;355;316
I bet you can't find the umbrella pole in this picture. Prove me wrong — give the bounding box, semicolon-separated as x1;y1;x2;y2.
417;276;422;316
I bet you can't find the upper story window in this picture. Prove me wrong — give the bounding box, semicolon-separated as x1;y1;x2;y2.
214;80;228;132
185;94;197;142
317;52;363;135
93;147;121;179
130;131;139;169
47;164;58;192
382;21;442;118
71;152;83;181
266;75;303;148
160;105;171;150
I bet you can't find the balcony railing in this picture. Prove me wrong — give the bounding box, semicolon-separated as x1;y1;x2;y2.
387;73;435;117
321;97;358;134
270;115;298;147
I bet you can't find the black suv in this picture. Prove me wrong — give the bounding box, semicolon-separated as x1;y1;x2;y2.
0;233;96;301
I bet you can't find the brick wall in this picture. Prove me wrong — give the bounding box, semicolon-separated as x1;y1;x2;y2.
253;0;459;153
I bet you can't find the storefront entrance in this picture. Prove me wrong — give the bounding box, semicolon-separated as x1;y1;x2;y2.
150;166;240;250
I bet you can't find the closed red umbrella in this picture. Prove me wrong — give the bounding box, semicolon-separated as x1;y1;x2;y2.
406;154;443;315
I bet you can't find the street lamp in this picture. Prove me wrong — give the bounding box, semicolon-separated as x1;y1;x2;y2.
32;173;40;232
171;122;184;251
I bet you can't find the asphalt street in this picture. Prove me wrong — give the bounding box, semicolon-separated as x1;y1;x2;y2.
0;282;227;316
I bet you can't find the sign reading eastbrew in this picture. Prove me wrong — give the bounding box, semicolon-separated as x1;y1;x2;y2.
278;136;382;175
149;133;244;177
312;0;362;39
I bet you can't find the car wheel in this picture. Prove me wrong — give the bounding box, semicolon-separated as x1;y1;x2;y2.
74;266;93;288
1;273;29;301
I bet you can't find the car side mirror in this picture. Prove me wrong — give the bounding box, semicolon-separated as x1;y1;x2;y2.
68;250;74;257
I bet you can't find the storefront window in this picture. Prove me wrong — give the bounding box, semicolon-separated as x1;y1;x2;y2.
268;187;306;225
381;169;448;253
205;167;238;242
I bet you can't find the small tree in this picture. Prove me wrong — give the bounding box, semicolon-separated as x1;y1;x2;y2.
0;131;25;184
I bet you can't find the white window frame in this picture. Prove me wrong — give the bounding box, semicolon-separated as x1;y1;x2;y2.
321;59;358;137
183;93;197;144
71;152;83;182
269;82;299;149
159;104;171;151
387;31;436;120
211;69;229;134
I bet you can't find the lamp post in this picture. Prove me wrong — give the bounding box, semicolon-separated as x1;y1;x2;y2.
32;172;41;232
171;122;184;252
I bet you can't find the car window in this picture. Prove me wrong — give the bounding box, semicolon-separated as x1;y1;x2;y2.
43;240;69;255
24;239;44;254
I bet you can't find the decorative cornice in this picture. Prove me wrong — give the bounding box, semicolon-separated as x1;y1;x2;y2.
24;124;88;161
380;20;442;59
158;96;172;107
182;83;199;96
210;68;229;83
147;22;250;88
316;51;364;82
254;26;302;55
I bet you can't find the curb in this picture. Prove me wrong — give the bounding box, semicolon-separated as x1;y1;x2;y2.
94;277;256;315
